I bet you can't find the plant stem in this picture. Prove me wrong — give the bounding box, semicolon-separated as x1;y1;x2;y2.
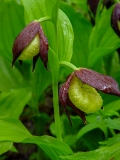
52;77;62;141
59;61;78;70
109;128;116;136
49;50;62;141
37;16;51;23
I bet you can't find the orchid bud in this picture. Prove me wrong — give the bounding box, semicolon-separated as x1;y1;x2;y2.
12;21;48;71
59;68;120;124
111;2;120;37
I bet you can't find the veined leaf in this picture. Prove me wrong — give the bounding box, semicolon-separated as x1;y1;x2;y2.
45;0;59;24
0;56;25;92
0;141;13;155
57;9;73;62
0;88;32;118
77;121;107;140
88;7;120;67
0;116;31;142
60;2;92;67
23;135;73;160
60;142;120;160
0;0;25;61
104;118;120;130
88;47;120;67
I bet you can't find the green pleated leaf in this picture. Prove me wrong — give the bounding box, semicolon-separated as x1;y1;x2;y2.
21;0;59;24
0;88;32;118
31;60;51;108
88;47;120;67
0;0;25;61
45;0;59;24
77;121;107;140
0;116;31;142
100;134;120;146
60;150;108;160
60;142;120;160
104;118;120;130
57;9;73;62
104;99;120;112
88;7;120;67
23;136;73;160
60;2;92;67
0;56;25;92
0;141;13;155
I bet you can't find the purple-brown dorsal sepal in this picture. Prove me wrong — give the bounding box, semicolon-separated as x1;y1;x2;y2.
39;25;48;69
75;68;120;96
111;2;120;37
12;21;40;66
67;97;87;124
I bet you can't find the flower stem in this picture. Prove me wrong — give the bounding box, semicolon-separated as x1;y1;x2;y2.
59;61;78;70
37;16;51;23
52;77;62;141
49;50;62;141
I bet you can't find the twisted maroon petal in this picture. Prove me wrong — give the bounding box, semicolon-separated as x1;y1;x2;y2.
75;68;120;96
59;74;74;126
38;25;48;69
12;21;40;66
59;73;74;107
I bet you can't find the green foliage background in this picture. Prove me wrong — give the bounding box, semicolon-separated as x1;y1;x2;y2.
0;0;120;160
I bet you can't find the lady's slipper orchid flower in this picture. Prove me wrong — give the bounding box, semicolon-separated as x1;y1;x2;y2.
12;21;48;71
59;68;120;125
111;2;120;37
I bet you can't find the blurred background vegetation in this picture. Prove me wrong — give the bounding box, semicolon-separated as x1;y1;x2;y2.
0;0;120;159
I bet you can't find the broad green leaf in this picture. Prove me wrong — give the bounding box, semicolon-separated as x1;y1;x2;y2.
0;88;32;118
0;116;31;155
104;99;120;112
88;47;120;67
77;121;107;140
88;7;120;67
60;150;108;160
70;0;87;11
100;134;120;146
45;0;59;24
0;56;25;91
21;0;59;24
23;135;73;160
60;142;120;160
57;9;73;62
60;2;92;67
104;118;120;130
0;141;13;155
0;0;25;61
0;116;31;142
31;60;51;109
